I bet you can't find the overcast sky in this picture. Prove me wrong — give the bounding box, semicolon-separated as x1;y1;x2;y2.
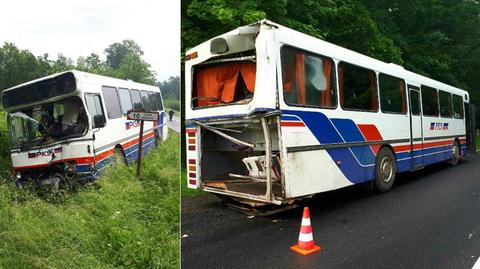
0;0;180;81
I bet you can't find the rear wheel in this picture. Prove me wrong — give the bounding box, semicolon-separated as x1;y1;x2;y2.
450;140;460;166
154;131;162;147
374;147;396;192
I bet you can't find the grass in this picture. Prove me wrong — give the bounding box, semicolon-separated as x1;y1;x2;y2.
0;112;179;268
181;169;203;198
477;133;479;150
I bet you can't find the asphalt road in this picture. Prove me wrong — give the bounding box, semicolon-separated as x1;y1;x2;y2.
167;115;180;132
181;154;480;268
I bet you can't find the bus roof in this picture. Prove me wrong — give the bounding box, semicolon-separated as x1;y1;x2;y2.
2;70;159;94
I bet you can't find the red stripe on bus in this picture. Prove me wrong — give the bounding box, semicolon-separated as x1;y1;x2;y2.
357;124;383;154
281;121;305;127
393;139;454;153
14;157;94;170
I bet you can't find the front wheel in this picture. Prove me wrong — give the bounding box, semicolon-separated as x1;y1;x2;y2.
450;140;460;166
374;147;396;192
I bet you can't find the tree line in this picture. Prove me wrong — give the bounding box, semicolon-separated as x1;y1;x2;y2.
182;0;480;108
0;40;179;107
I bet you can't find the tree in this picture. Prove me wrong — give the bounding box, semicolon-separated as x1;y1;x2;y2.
113;52;156;85
104;40;144;69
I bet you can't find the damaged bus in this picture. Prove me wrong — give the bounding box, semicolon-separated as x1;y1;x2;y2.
184;20;476;208
2;70;168;186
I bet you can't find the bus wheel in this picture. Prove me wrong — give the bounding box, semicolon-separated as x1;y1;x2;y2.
154;131;162;147
113;147;126;165
450;140;460;166
374;147;396;192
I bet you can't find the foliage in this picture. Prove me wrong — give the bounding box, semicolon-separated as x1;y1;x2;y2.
0;39;158;93
182;0;480;112
0;111;179;268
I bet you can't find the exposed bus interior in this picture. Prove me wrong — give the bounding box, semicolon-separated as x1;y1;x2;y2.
197;115;283;205
191;50;256;109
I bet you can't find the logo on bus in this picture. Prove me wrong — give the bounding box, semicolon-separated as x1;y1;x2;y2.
430;122;448;130
28;147;62;159
125;120;141;130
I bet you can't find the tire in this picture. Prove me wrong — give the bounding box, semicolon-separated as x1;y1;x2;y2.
374;147;396;192
154;131;162;147
450;140;460;166
113;147;126;165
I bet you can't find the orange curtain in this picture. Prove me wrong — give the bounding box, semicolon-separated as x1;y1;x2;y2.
295;53;306;105
338;64;344;106
195;63;256;107
369;73;378;110
399;80;406;113
321;60;332;107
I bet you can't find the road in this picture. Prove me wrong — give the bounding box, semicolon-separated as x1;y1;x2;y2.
167;115;180;133
182;154;480;268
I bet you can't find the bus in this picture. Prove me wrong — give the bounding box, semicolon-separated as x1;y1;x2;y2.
184;20;477;207
2;70;168;186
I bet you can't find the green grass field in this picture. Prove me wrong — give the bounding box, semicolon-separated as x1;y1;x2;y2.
0;112;179;268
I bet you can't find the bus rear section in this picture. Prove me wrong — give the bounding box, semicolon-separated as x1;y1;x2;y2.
185;21;285;206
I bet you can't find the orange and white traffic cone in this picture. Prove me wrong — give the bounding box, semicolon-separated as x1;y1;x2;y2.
290;207;322;255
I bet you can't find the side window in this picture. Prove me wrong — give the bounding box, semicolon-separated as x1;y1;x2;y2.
421;85;439;117
140;90;151;111
379;73;406;114
130;89;143;110
118;88;133;115
338;62;378;111
85;94;104;117
101;86;122;119
452;94;464;119
148;92;158;111
438;90;452;118
410;90;421;116
155;92;164;111
281;46;337;108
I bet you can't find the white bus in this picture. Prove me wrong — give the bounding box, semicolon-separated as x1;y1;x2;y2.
2;70;168;186
184;20;476;207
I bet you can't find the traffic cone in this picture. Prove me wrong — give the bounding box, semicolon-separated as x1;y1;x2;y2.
290;207;322;255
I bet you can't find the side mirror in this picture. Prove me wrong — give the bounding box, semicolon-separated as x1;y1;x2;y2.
93;115;106;128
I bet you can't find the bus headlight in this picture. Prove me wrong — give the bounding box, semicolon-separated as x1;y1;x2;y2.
15;172;22;180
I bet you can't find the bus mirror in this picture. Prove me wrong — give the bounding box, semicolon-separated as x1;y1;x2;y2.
210;38;228;54
93;115;106;128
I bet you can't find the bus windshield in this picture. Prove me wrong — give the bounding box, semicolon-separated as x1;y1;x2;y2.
8;96;88;150
192;61;256;108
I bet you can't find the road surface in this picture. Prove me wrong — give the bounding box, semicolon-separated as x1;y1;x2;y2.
182;154;480;268
167;115;180;133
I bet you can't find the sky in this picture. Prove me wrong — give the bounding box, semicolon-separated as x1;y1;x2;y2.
0;0;180;81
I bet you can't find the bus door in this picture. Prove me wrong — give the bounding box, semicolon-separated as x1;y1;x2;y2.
408;85;424;169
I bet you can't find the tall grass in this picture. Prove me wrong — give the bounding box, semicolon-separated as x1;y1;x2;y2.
0;112;179;268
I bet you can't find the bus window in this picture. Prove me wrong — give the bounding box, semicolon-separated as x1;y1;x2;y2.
140;91;151;111
130;89;143;110
338;62;378;112
118;88;133;115
154;93;164;111
85;94;105;118
379;73;406;114
439;90;453;118
101;86;122;119
281;46;336;108
453;94;464;119
410;90;421;116
421;86;439;117
148;92;158;111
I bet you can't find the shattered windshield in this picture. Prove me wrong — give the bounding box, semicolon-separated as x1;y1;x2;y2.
8;96;88;150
